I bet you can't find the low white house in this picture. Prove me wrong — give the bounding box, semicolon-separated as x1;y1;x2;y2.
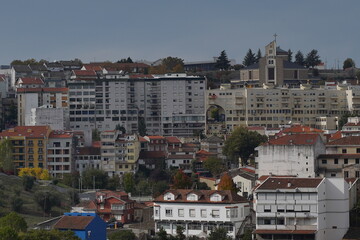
254;177;349;240
154;189;250;239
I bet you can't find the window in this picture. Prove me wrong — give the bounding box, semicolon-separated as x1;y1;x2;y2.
344;159;348;164
357;148;360;153
211;209;220;218
189;209;195;217
178;209;184;217
165;209;173;217
342;149;347;153
344;171;349;178
322;159;327;164
334;159;339;164
357;159;360;164
264;205;271;212
201;209;207;218
111;204;124;210
356;171;360;178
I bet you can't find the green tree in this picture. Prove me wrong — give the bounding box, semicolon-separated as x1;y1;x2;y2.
175;226;185;240
0;212;27;233
0;138;14;173
123;172;135;193
256;49;262;63
294;50;305;66
203;157;225;177
22;175;35;191
11;197;24;212
138;117;147;136
22;230;80;240
82;168;109;189
115;124;126;134
338;112;355;130
135;179;152;196
207;227;232;240
242;49;256;67
209;107;220;121
287;49;293;62
0;226;19;240
108;229;136;240
172;170;192;189
217;173;238;192
92;129;101;141
156;228;169;240
162;57;184;72
153;181;169;197
68;190;80;205
223;126;268;165
242;229;253;240
34;191;61;213
107;174;121;191
343;58;356;70
305;49;321;68
215;50;231;70
61;172;80;188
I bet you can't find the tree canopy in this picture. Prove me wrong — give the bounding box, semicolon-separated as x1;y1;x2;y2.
343;58;356;70
207;227;232;240
34;190;61;213
243;49;257;67
172;169;192;189
0;138;13;173
215;50;231;70
217;172;238;192
123;172;135;193
108;229;136;240
256;49;262;63
223;126;268;165
203;157;225;177
0;212;27;233
82;168;108;189
287;49;293;62
117;57;133;63
304;49;321;68
294;50;305;66
150;57;184;74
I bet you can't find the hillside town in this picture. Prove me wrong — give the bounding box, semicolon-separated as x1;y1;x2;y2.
0;39;360;240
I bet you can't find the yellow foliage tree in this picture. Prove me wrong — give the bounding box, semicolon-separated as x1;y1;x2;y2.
18;167;50;180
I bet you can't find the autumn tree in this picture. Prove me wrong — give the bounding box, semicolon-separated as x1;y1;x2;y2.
294;50;305;66
215;50;231;71
217;172;238;192
223;126;268;165
203;157;225;177
343;58;356;70
242;49;256;67
172;169;192;189
305;49;321;68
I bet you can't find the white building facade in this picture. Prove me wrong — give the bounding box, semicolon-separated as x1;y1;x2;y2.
154;189;250;239
254;177;349;240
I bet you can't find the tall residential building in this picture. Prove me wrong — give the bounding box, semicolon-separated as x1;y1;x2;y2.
254;177;349;240
68;71;206;137
206;83;360;134
100;130;140;176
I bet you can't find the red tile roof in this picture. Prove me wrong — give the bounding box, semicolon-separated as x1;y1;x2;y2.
82;64;103;71
146;136;166;140
54;215;94;230
264;134;320;146
0;126;50;138
73;70;97;76
318;154;360;159
18;77;44;85
165;136;181;144
129;74;154;79
344;122;360;126
139;137;147;142
155;189;247;204
92;141;101;148
49;130;73;139
327;136;360;146
16;87;68;93
280;125;323;134
257;177;323;190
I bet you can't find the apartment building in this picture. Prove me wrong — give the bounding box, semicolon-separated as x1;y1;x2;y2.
74;146;101;174
100;130;140;177
154;189;249;239
68;71;206;137
206;84;360;134
254;177;349;240
255;134;325;178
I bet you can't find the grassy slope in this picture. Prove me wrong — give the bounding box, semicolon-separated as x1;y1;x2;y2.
0;173;73;228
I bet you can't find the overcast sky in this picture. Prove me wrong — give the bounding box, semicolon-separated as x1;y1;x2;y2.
0;0;359;68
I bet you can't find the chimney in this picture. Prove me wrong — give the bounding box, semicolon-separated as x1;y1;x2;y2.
287;182;292;188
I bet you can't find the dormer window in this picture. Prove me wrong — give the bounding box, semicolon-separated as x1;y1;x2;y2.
210;193;223;202
187;193;198;201
164;192;175;201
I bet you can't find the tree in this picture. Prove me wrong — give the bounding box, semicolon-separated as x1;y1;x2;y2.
61;172;80;188
203;157;225;177
82;168;108;189
153;181;169;197
207;227;232;240
117;57;133;63
242;229;253;240
0;227;19;240
68;190;80;205
242;49;256;67
217;173;238;192
294;50;305;66
162;57;184;72
115;124;126;134
0;138;13;173
11;197;24;212
34;190;61;213
156;228;169;240
0;212;27;233
256;49;262;63
343;58;356;70
209;107;220;121
107;174;121;190
92;129;101;141
305;49;321;68
21;230;80;240
172;170;192;189
123;172;135;193
138;117;147;136
223;126;268;165
22;175;35;191
108;230;136;240
18;167;50;180
338;112;355;130
135;179;152;196
287;49;293;62
175;226;186;240
215;50;231;71
356;70;360;81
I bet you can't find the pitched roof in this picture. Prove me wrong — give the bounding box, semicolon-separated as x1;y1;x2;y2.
280;125;323;134
18;77;44;85
283;61;307;69
264;134;320;146
54;215;94;230
16;87;68;93
256;177;323;190
202;135;223;143
146;136;166;140
77;147;100;155
73;70;97;77
82;64;103;71
0;126;50;138
12;65;32;72
328;131;342;141
243;62;259;70
155;189;247;204
165;136;181;144
327;136;360;146
49;130;73;139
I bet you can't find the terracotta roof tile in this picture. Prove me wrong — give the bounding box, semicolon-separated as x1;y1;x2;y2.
280;125;323;134
327;136;360;146
73;70;97;76
0;126;51;138
18;77;44;85
54;215;94;230
257;177;323;190
16;87;68;93
264;134;320;146
49;130;73;139
165;136;181;144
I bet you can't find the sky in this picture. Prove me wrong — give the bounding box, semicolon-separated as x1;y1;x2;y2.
0;0;359;68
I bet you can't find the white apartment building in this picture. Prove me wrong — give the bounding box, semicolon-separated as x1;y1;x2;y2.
100;130;140;177
254;177;349;240
206;84;360;134
255;134;326;178
74;146;101;174
154;189;250;239
68;71;206;137
30;105;69;130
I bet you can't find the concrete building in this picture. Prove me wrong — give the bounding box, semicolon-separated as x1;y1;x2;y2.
154;189;250;239
254;177;349;240
200;135;225;159
206;83;360;134
75;146;101;174
30;105;69;130
255;134;326;178
68;71;206;137
239;40;308;86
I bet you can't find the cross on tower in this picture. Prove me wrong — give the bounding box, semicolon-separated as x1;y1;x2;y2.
273;33;278;42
